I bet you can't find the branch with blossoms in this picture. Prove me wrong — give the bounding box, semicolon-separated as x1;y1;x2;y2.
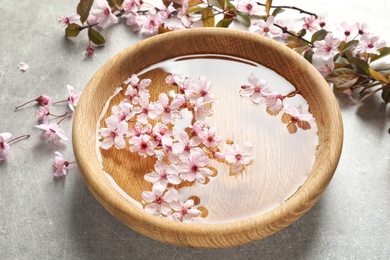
59;0;390;104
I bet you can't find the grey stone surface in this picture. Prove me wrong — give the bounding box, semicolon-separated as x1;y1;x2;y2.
0;0;389;259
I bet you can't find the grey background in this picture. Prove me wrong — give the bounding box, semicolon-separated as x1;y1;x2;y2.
0;0;389;259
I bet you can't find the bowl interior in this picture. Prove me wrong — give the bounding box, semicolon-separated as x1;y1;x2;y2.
73;28;343;248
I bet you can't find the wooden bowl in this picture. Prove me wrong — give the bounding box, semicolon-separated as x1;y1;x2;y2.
73;28;343;248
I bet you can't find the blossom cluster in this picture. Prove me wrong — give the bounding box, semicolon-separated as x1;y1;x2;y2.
98;73;254;221
60;0;390;104
240;73;313;134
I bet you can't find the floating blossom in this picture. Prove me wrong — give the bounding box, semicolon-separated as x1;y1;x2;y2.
172;131;201;160
144;161;182;186
240;73;268;104
125;74;152;94
36;123;68;143
15;95;51;110
354;35;386;55
129;133;159;157
110;99;134;121
313;33;340;61
57;14;80;29
133;93;156;123
128;122;151;137
255;16;281;38
99;116;128;149
171;199;202;223
152;123;172;142
0;133;30;161
193;98;213;122
150;93;184;123
281;105;313;134
178;150;213;183
235;0;264;16
82;45;96;59
67;85;81;111
225;142;253;174
142;182;178;216
91;0;118;27
18;62;29;72
187;76;215;104
198;127;222;148
261;89;284;115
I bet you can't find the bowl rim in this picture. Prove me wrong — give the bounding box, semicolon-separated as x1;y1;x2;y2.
73;28;343;248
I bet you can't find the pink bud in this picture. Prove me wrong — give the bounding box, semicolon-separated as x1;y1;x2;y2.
213;151;225;160
36;95;51;106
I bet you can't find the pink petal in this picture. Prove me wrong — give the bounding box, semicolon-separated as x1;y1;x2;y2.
144;203;158;214
18;62;29;72
142;191;156;203
163;189;178;203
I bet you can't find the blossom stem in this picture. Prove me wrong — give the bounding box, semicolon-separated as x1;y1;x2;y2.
57;112;74;125
50;111;70;118
8;134;30;144
274;24;314;46
15;100;35;110
256;3;318;18
80;23;99;30
52;99;67;105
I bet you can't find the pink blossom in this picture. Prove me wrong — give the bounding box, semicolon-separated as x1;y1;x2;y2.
235;0;264;16
99;116;128;149
124;74;151;94
339;22;357;41
225;142;253;173
281;105;313;134
187;76;215;104
15;95;51;110
141;7;165;35
144;161;182;186
18;62;29;72
126;13;146;31
133;93;156;124
198;127;222;148
150;93;184;123
261;89;284;114
125;85;140;105
129;133;159;157
36;123;68;143
313;33;340;61
91;0;118;27
82;45;96;59
283;105;313;122
303;15;319;33
111;100;134;121
193;98;213;122
57;14;80;29
178;150;213;183
152;123;172;142
356;22;370;35
255;16;281;38
0;133;12;161
172;131;201;160
141;182;178;216
53;151;69;177
355;35;386;55
317;60;335;77
177;0;192;27
66;85;81;111
128;122;151;137
276;19;296;40
122;0;143;14
239;73;268;104
171;199;202;223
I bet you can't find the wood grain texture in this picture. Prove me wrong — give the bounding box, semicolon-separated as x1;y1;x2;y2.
72;28;343;248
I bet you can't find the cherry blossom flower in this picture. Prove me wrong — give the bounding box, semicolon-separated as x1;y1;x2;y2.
198;127;222;148
15;95;51;110
91;0;118;27
193;98;213;122
57;14;80;29
0;133;30;161
150;93;184;123
281;105;313;134
122;0;143;14
235;0;264;16
303;15;319;33
82;45;96;59
129;133;159;157
141;7;165;35
178;150;213;183
176;0;192;27
356;22;370;35
126;13;146;31
317;59;335;77
255;16;281;38
339;21;357;41
171;199;202;223
124;74;151;94
35;103;51;124
110;99;134;121
133;93;157;123
152;123;172;142
18;62;29;72
36;123;68;143
99;116;128;149
125;85;140;105
261;89;284;115
239;73;268;104
354;35;386;55
225;142;253;173
276;19;296;40
52;151;73;177
313;33;340;61
187;76;215;104
0;133;12;161
172;131;201;160
144;161;182;186
67;85;81;111
128;122;151;137
141;182;178;216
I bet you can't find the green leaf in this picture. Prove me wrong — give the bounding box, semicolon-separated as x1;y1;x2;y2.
201;7;215;27
272;7;285;17
236;12;250;27
370;47;390;62
381;86;390;104
304;49;314;63
187;7;205;14
327;68;360;91
209;0;225;9
216;18;233;28
265;0;272;16
297;29;306;37
77;0;94;24
225;0;236;11
311;29;328;42
116;0;125;6
349;57;370;76
369;68;389;83
342;40;359;52
88;28;106;45
65;23;81;37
